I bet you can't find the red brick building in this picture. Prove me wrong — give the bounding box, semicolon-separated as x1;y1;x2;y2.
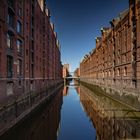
0;0;63;102
74;68;80;77
63;64;69;78
80;0;140;96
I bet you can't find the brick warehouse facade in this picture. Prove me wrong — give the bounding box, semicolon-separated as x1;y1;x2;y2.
0;0;63;102
80;0;140;100
74;68;80;77
63;64;69;78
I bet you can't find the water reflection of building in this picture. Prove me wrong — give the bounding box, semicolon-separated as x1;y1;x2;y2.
79;85;140;140
63;86;68;96
74;68;80;77
75;86;80;95
0;89;63;140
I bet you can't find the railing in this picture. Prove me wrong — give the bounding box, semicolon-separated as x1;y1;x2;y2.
64;76;79;79
0;82;63;135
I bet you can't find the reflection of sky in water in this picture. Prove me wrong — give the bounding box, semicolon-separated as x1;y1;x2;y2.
57;87;96;140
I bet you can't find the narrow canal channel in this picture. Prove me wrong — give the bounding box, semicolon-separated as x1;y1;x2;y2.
57;81;96;140
0;81;140;140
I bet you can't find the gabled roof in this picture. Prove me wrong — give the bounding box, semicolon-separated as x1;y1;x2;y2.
119;8;129;20
110;8;129;27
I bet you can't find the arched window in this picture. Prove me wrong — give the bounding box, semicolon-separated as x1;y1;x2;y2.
109;70;111;77
117;68;120;76
7;33;12;49
124;67;127;76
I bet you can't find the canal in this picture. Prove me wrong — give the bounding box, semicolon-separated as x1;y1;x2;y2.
0;81;140;140
57;81;96;140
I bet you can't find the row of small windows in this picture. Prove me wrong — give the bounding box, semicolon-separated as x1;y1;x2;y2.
7;33;22;54
7;11;22;34
102;67;127;78
117;67;127;76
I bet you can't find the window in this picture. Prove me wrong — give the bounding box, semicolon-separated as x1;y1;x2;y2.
31;17;34;26
26;81;28;87
0;26;1;48
0;53;1;75
26;35;28;42
26;63;28;71
118;49;121;55
8;0;14;8
27;9;29;16
124;67;127;76
7;12;14;27
17;59;22;76
106;71;107;77
17;39;22;53
26;22;28;29
117;68;120;76
31;28;34;38
7;56;13;78
19;0;23;5
124;54;126;63
109;55;111;61
31;64;34;78
109;70;111;77
124;28;127;52
18;8;22;16
31;40;34;50
19;80;21;87
113;70;115;77
7;82;13;95
102;72;104;78
17;21;22;34
118;57;120;64
7;33;12;49
26;49;28;56
31;52;34;61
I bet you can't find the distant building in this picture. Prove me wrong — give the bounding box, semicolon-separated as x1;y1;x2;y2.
74;68;80;77
0;0;62;102
63;64;69;78
80;0;140;95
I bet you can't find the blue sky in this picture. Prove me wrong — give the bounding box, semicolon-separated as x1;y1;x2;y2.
46;0;128;72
